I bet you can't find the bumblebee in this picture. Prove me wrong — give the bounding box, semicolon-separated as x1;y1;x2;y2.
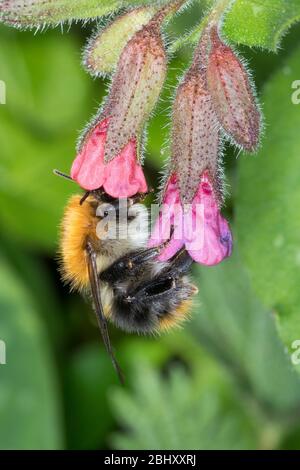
57;175;197;382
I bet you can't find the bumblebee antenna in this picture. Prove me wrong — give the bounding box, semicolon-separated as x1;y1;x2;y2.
53;170;91;205
53;169;73;181
86;239;125;385
80;191;91;205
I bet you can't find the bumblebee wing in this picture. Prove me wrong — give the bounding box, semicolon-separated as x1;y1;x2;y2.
86;240;124;384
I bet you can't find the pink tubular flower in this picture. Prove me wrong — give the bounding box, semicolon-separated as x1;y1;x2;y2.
148;27;234;267
149;172;232;266
71;9;170;199
71;118;147;198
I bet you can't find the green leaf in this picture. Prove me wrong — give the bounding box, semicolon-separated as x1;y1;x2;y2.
84;6;158;76
171;1;300;53
192;251;300;415
223;0;300;51
236;44;300;349
0;255;63;449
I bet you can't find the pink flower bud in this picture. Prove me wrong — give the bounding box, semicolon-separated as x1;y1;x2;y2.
71;118;147;198
149;172;232;266
171;69;221;204
102;20;167;163
207;26;261;152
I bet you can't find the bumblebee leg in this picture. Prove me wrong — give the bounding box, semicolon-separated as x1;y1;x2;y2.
126;249;196;302
100;244;166;284
85;238;124;384
101;247;196;334
160;248;194;277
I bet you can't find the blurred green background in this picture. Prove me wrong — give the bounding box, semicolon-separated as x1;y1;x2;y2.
1;1;300;450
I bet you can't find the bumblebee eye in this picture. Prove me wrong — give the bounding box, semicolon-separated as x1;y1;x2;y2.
96;203;115;219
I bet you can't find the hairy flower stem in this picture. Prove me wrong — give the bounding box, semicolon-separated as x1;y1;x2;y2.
208;0;235;24
153;0;187;24
192;0;235;56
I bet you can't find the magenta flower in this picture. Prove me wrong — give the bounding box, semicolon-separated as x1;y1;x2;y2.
149;171;232;266
71;118;148;198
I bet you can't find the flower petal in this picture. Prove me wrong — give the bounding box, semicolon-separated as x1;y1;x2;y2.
148;207;173;249
71;119;108;191
186;213;232;265
148;201;184;262
157;237;185;262
71;119;147;198
103;140;148;198
185;173;232;265
148;174;182;260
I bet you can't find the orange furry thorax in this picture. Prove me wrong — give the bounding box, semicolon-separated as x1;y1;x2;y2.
59;194;99;291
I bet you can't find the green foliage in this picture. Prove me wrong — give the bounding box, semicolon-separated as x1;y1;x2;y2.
171;0;300;52
224;0;300;51
64;343;118;450
111;362;257;450
236;44;300;349
0;31;89;131
192;252;300;415
0;256;63;449
0;236;65;347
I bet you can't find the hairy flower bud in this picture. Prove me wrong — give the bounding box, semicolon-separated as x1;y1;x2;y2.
207;26;261;152
0;0;122;27
102;21;167;163
171;69;221;205
84;6;158;77
149;62;232;266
